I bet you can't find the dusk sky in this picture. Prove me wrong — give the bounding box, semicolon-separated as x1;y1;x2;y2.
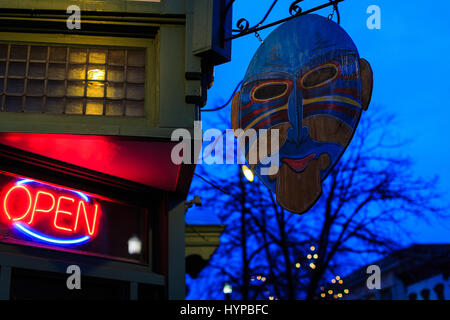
186;0;450;243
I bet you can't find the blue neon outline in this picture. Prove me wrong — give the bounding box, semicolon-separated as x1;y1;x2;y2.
16;179;34;185
14;222;90;245
74;191;89;202
15;179;89;202
12;179;93;246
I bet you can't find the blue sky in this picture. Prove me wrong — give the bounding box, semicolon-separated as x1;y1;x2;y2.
186;0;450;243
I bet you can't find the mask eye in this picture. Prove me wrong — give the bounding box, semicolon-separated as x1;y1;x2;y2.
301;63;339;89
252;81;289;102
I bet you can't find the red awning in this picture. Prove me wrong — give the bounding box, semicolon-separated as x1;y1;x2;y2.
0;133;185;192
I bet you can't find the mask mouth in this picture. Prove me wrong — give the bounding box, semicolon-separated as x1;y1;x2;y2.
276;153;330;214
281;153;316;173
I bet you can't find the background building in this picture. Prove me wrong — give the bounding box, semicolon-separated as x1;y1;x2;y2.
342;244;449;300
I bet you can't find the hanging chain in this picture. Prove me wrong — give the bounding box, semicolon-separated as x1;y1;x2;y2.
250;0;340;43
328;5;336;21
327;1;340;23
254;31;264;43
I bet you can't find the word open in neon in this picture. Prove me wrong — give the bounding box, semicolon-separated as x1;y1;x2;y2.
1;179;101;246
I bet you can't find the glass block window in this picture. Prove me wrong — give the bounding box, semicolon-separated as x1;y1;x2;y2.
0;44;145;116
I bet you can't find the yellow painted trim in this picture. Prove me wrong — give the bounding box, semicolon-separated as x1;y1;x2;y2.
303;95;362;108
300;63;339;89
240;104;288;136
251;80;290;103
0;32;152;48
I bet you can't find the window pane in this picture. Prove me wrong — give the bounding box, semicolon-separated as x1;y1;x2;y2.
28;80;45;96
125;100;144;116
0;45;7;59
66;98;83;114
7;79;24;94
9;62;26;77
87;66;105;81
86;81;104;98
127;67;145;83
46;98;64;114
50;47;66;62
108;66;124;82
47;80;65;97
0;62;5;76
68;64;86;80
107;83;123;99
30;46;47;61
106;100;123;116
48;64;66;80
89;49;107;64
69;48;87;64
127;84;144;100
127;50;145;67
67;81;85;97
29;63;46;78
25;97;43;112
108;50;125;65
5;96;22;112
10;45;27;60
86;99;104;115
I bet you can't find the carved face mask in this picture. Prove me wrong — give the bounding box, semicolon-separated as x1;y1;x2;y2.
231;14;373;214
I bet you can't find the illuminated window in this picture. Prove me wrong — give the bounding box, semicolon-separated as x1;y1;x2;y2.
0;44;145;116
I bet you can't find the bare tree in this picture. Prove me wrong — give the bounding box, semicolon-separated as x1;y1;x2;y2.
300;111;443;299
187;109;445;300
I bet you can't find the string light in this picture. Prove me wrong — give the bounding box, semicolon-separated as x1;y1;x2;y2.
223;283;232;295
336;276;341;280
307;254;312;259
309;263;316;269
295;262;301;268
321;293;326;298
313;254;318;259
339;279;343;284
310;246;315;251
328;290;333;295
261;277;266;282
331;279;336;284
344;289;349;294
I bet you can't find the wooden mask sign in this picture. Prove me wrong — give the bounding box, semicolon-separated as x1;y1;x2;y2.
231;14;373;214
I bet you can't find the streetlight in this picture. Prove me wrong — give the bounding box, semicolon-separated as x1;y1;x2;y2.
223;283;232;300
241;165;254;182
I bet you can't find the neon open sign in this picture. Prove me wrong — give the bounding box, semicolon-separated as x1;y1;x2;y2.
1;179;101;246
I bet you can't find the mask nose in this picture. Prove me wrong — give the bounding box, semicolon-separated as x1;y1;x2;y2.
287;86;308;145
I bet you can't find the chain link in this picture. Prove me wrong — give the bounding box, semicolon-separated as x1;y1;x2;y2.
254;31;264;43
328;5;336;21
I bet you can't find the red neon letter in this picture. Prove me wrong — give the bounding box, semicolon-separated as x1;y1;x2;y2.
3;185;32;221
27;191;56;225
54;196;75;232
74;201;99;236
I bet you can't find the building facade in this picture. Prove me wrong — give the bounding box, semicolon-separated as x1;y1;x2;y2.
342;244;449;300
